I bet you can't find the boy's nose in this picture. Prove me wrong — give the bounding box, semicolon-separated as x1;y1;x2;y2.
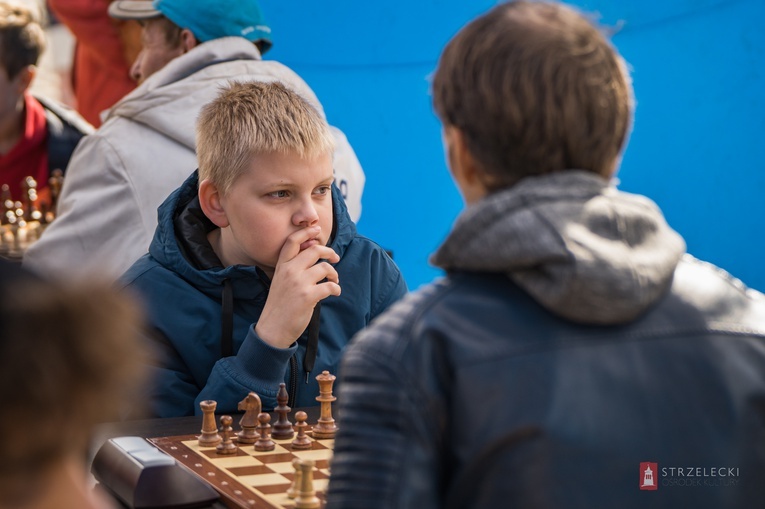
293;200;320;227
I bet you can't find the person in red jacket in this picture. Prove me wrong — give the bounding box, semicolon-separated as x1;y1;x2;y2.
47;0;141;126
0;2;92;208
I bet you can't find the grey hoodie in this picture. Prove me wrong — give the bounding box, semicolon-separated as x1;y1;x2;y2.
431;170;686;324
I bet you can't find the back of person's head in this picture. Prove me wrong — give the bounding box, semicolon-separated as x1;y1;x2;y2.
432;0;633;189
196;81;335;195
0;1;45;80
0;262;147;506
109;0;272;54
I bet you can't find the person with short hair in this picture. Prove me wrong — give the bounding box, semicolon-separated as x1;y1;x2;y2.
24;0;365;282
120;80;406;418
0;1;92;209
0;260;146;509
325;2;765;508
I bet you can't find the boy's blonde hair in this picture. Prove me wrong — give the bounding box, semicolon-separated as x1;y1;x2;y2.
196;81;335;194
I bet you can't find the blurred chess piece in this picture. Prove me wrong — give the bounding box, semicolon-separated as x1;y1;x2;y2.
0;173;65;261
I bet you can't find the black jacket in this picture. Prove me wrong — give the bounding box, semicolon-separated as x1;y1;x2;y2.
326;172;765;509
37;95;93;175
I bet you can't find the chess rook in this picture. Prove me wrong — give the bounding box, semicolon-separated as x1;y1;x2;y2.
312;371;338;439
198;400;222;447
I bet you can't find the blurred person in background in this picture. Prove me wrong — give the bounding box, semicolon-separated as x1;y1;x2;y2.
47;0;141;126
0;1;91;208
0;260;147;509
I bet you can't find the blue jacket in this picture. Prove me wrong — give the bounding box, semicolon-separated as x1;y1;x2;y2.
121;171;407;417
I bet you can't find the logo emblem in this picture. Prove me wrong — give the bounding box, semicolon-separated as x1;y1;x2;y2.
640;462;658;490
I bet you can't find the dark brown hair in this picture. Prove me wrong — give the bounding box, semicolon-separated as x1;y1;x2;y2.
0;2;45;80
432;1;633;188
0;266;148;504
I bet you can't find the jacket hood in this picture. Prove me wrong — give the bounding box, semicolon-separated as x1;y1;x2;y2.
148;170;357;299
431;170;686;325
102;37;265;149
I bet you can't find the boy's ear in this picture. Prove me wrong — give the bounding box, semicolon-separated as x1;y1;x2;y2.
198;178;229;228
15;65;36;93
443;126;489;205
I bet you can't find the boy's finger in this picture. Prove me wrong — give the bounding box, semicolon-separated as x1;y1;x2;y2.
277;226;322;264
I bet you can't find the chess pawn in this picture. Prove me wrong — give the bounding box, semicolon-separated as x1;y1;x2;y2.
198;400;222;447
294;459;320;509
313;370;338;439
254;412;275;452
291;411;312;450
286;458;302;499
216;415;238;455
271;383;294;439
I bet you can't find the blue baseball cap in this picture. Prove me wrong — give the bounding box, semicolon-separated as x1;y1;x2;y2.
109;0;272;53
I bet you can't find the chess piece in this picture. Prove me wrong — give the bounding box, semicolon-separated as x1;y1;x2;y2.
254;412;275;451
312;370;338;439
237;392;261;444
216;415;238;455
48;169;64;219
21;177;41;222
1;184;11;225
291;411;312;450
271;383;294;439
286;458;301;499
294;459;320;509
198;400;222;447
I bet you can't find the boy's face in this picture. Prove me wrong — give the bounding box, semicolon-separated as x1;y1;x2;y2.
216;151;335;278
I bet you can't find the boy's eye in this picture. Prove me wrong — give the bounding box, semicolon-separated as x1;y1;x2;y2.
268;190;289;198
314;186;331;196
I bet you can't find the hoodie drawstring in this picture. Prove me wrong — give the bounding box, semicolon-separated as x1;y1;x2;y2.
303;302;321;383
221;278;234;357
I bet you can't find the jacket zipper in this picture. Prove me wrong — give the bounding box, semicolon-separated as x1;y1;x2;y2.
288;355;298;408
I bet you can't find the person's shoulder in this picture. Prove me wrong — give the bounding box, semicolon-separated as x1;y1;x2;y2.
672;255;765;328
119;254;173;290
35;94;94;136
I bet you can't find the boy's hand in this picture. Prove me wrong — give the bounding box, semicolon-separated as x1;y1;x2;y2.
255;226;341;349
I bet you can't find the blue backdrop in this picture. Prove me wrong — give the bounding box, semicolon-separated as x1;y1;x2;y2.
262;0;765;292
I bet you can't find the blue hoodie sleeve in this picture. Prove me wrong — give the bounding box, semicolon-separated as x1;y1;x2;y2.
195;325;298;413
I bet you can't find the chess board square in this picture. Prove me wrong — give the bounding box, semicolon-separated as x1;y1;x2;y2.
238;472;290;488
228;465;275;476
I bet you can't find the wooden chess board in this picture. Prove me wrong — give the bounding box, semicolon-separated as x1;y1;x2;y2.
149;433;334;509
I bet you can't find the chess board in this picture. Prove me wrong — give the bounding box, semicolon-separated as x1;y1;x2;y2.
149;433;333;509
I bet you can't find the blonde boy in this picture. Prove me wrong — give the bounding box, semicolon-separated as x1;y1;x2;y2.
121;81;406;417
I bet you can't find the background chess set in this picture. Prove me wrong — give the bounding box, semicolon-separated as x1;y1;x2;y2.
0;171;63;259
